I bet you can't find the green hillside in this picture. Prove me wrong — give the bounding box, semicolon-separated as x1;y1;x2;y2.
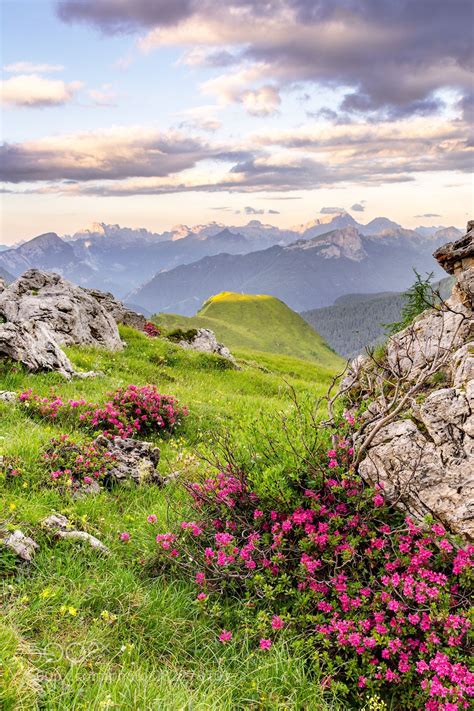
155;291;342;367
1;327;343;709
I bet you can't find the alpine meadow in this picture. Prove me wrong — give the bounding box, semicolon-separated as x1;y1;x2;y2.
1;2;473;711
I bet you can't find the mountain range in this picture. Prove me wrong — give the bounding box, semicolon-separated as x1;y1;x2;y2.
0;213;461;312
130;224;454;315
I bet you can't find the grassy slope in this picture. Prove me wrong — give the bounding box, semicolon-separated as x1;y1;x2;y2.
154;291;342;368
0;327;344;710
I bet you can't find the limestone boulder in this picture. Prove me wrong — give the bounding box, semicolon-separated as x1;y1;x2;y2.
178;328;236;364
94;435;162;486
0;320;75;378
84;288;147;331
0;269;123;351
344;221;474;541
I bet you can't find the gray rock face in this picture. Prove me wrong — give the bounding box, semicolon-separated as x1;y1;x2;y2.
0;270;123;350
178;328;236;363
345;221;474;541
94;435;162;486
41;514;109;553
0;320;75;378
433;221;474;276
84;288;147;331
1;530;39;562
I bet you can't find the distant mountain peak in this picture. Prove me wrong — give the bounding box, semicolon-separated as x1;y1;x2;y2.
293;212;360;238
362;217;402;235
288;225;366;261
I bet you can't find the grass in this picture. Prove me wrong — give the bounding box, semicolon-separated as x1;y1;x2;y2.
0;326;345;710
154;291;342;367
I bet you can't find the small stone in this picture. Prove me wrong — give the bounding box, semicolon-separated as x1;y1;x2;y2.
41;514;109;553
0;391;17;402
2;529;39;562
178;328;237;364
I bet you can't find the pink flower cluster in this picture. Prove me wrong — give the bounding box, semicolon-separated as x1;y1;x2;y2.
82;384;187;438
143;322;160;338
20;384;188;439
153;462;473;710
43;434;115;488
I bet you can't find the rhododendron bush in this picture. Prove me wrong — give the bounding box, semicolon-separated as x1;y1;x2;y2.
151;417;473;710
43;434;115;489
19;384;188;438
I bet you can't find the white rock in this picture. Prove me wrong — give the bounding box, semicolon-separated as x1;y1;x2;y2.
41;514;109;553
2;529;39;561
178;328;236;363
0;269;123;351
0;320;75;378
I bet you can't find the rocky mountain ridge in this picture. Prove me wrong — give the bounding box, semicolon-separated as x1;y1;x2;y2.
130;224;450;315
0;214;461;300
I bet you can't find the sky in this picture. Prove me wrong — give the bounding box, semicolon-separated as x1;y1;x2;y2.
1;0;473;244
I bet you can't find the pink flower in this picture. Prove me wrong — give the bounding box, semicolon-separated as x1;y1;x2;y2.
259;638;272;650
358;676;367;688
197;592;207;601
195;572;206;586
328;459;338;469
147;514;158;524
271;615;284;630
119;532;130;542
219;629;232;643
373;493;385;507
253;509;264;519
327;449;337;458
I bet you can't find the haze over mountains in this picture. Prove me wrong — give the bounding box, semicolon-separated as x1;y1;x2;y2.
0;212;461;316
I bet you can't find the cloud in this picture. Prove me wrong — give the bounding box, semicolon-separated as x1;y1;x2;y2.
176;105;222;132
1;74;82;107
2;111;471;197
3;61;64;73
88;84;119;107
181;47;238;68
56;0;193;32
240;85;281;116
320;206;345;214
268;209;280;214
0;126;239;182
252;116;474;177
244;206;265;215
56;1;474;119
415;213;442;218
351;202;365;212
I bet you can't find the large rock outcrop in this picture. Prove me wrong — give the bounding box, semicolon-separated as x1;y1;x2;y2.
0;270;123;351
84;288;147;331
0;270;145;377
344;222;473;542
